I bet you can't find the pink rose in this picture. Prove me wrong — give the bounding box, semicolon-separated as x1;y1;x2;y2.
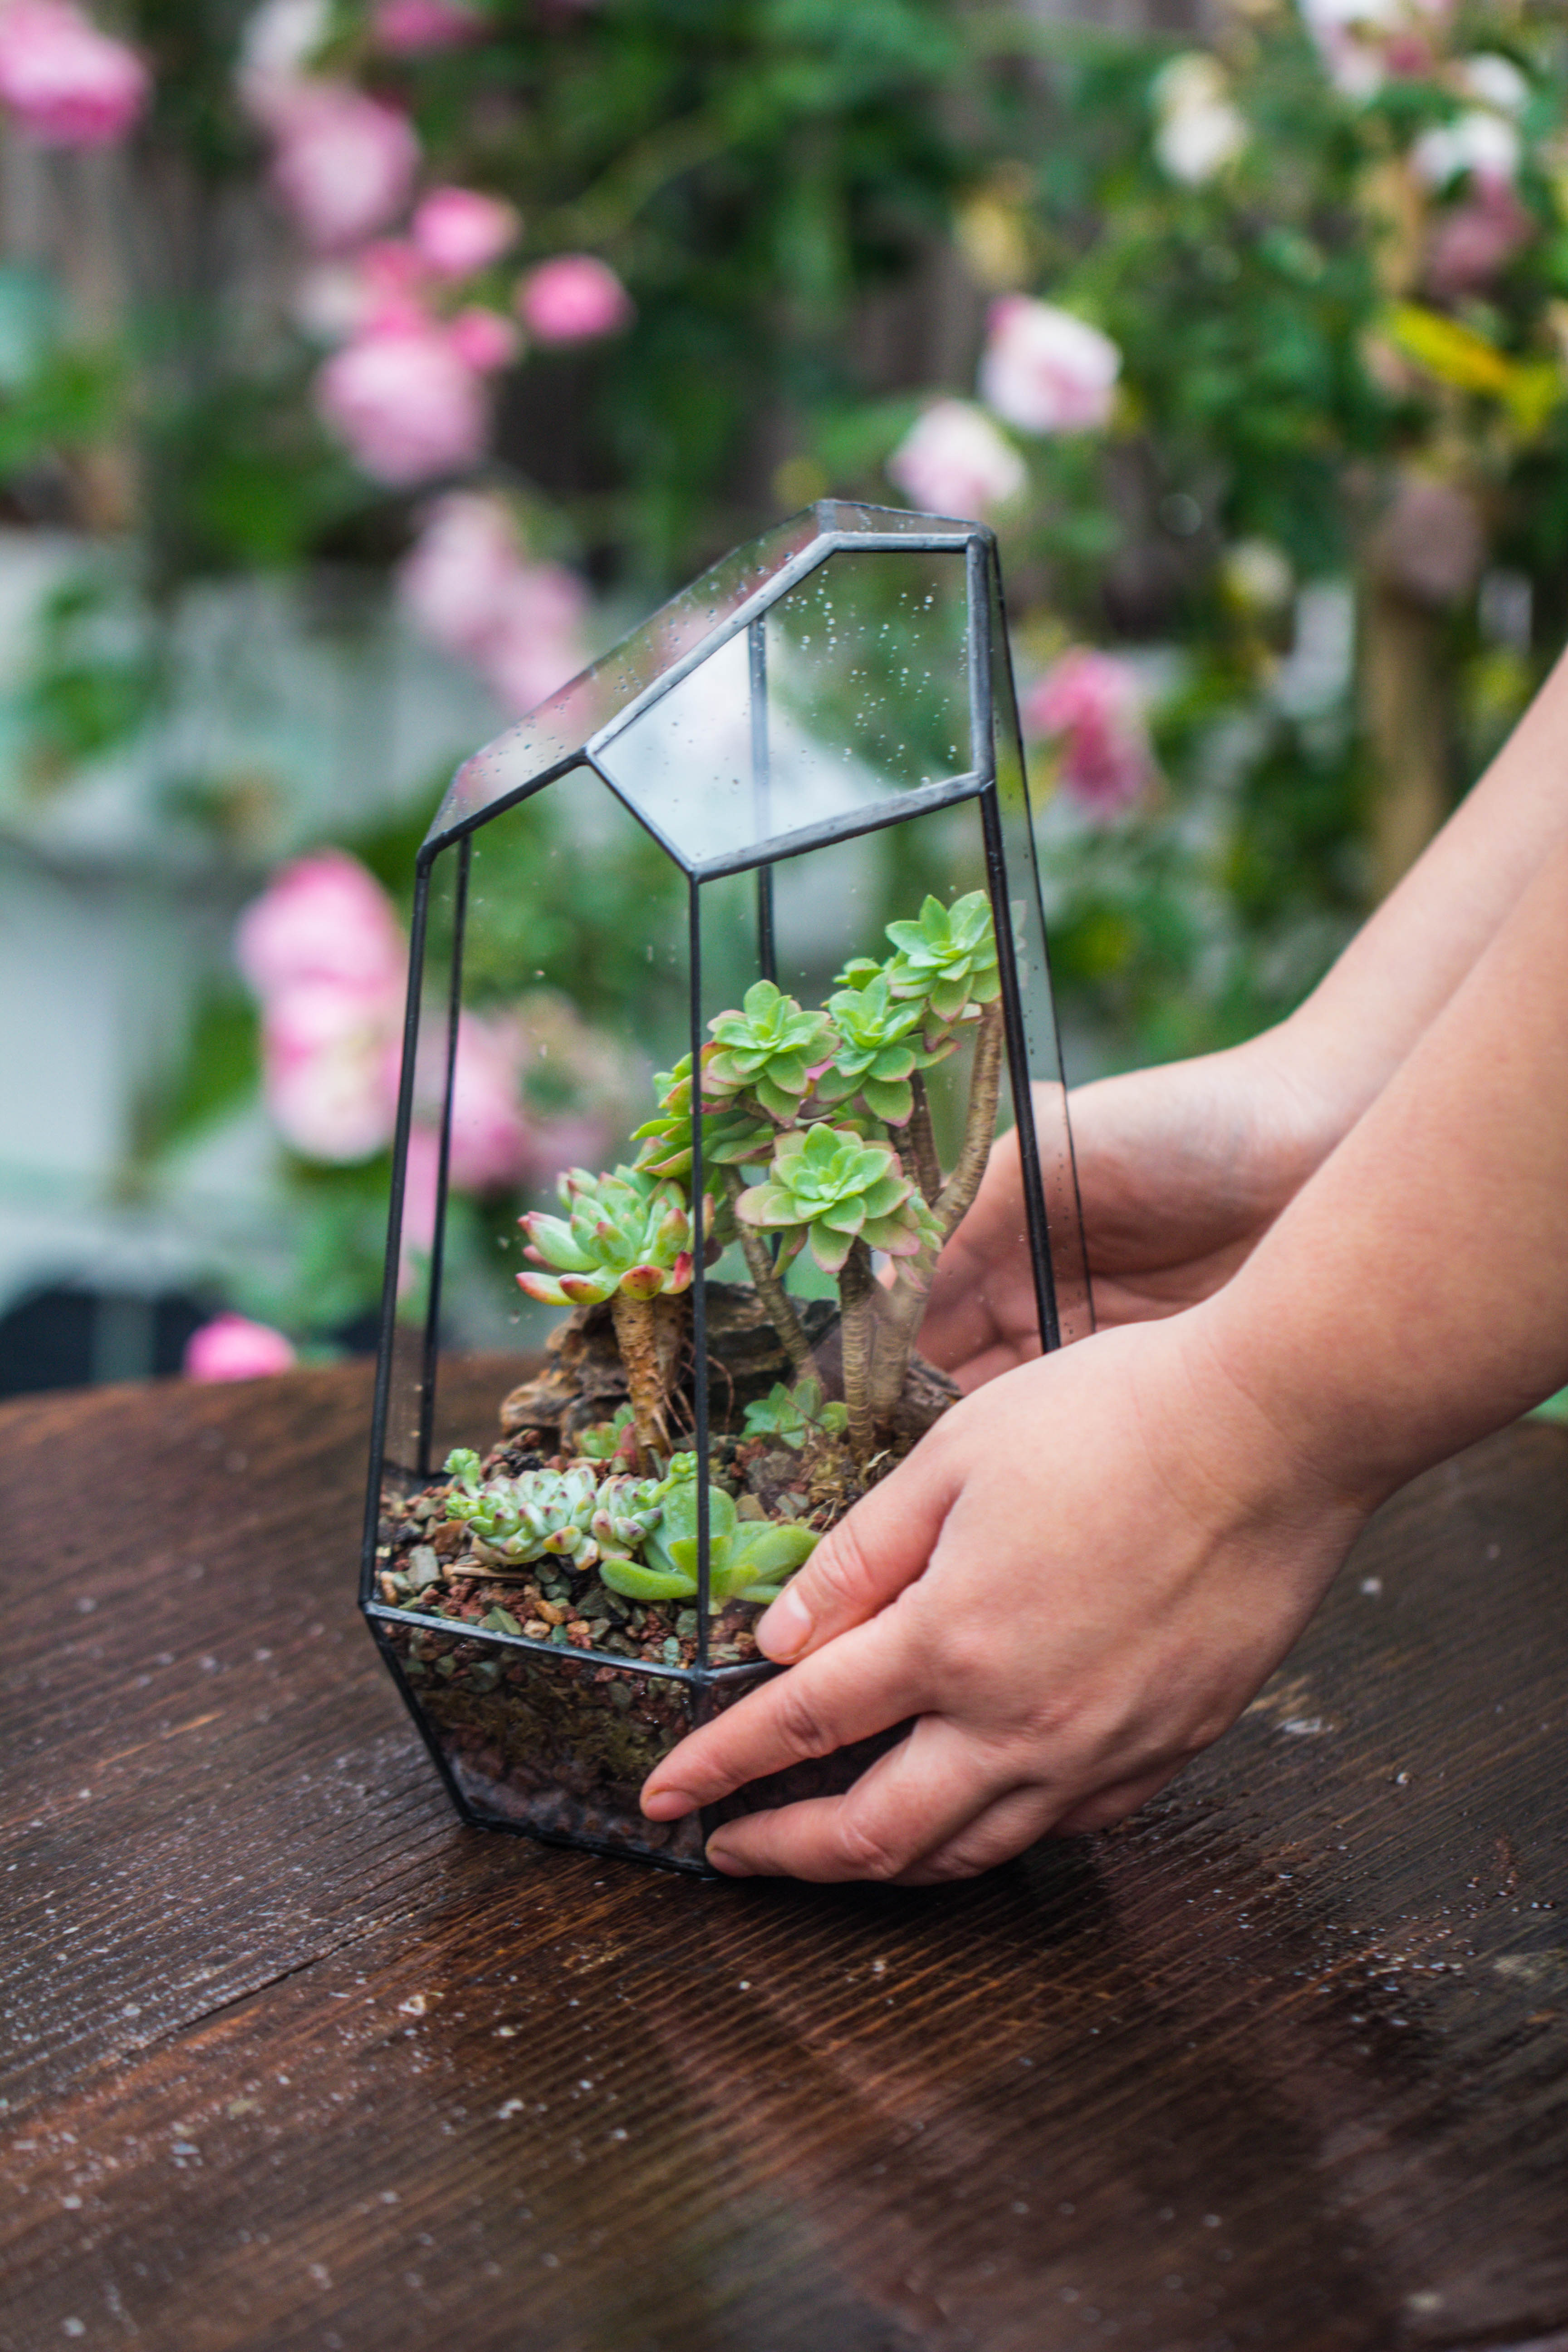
515;254;633;343
373;0;479;53
446;1011;534;1191
886;399;1025;519
236;848;405;999
980;297;1121;436
0;0;148;147
398;491;524;660
270;83;419;252
448;304;519;372
236;0;328;127
1297;0;1454;100
1022;648;1155;820
261;975;401;1161
184;1313;298;1382
412;185;520;278
398;493;589;713
478;562;590;715
316;321;487;484
1426;180;1534;297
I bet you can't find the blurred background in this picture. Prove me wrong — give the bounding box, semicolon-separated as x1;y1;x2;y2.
2;0;1564;1393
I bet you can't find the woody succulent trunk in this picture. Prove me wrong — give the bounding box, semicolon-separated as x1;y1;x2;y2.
520;890;1004;1473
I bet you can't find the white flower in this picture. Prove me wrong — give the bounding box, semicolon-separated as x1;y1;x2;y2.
885;399;1026;518
1152;55;1247;187
1411;109;1521;190
978;298;1121;436
1221;539;1295;615
1451;53;1529;116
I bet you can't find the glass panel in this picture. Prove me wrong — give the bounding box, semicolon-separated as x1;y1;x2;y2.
988;560;1093;1345
429;509;826;844
593;549;973;872
372;1621;721;1868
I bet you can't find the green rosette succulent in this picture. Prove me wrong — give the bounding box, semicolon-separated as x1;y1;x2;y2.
701;981;836;1122
441;1453;605;1569
742;1377;848;1449
884;891;1000;1026
735;1123;937;1276
597;1460;818;1605
517;1164;693;1309
816;972;944;1125
631;1055;774;1186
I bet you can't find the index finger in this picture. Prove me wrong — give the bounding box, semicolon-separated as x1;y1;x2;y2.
750;1415;960;1665
641;1603;928;1821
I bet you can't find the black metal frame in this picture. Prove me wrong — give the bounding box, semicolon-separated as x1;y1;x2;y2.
358;507;1087;1874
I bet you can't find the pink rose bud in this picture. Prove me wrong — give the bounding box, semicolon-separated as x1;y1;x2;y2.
373;0;479;53
270;83;420;252
184;1314;298;1383
885;399;1025;519
412;185;520;277
316;322;488;484
979;297;1121;436
448;304;519;372
1022;647;1155;821
514;253;633;343
0;0;148;147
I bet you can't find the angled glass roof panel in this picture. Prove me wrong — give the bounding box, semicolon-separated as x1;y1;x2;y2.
428;507;825;843
591;548;973;874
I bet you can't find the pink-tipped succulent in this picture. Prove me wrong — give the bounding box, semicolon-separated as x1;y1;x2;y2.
518;1163;693;1309
518;1165;692;1462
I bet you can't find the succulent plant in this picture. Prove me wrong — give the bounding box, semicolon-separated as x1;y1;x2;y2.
597;1459;818;1605
816;971;942;1125
631;1054;774;1186
517;1164;693;1311
518;1163;695;1462
442;1453;606;1570
734;1123;939;1276
574;1402;636;1461
884;891;1000;1025
742;1376;848;1449
701;981;836;1122
588;1469;671;1559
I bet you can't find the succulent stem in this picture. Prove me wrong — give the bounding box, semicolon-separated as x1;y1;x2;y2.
838;1238;877;1465
936;998;1004;1241
724;1167;814;1377
906;1071;942;1205
610;1292;669;1468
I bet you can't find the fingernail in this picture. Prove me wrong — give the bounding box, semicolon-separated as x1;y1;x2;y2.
641;1784;696;1821
756;1583;812;1661
705;1840;753;1877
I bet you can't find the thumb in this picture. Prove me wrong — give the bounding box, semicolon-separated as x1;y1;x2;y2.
754;1430;959;1663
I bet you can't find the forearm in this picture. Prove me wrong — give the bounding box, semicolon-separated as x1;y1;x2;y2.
1274;638;1568;1125
1198;831;1568;1507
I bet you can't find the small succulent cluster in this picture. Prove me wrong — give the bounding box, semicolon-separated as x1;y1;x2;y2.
441;1447;817;1607
517;890;1004;1470
742;1377;848;1449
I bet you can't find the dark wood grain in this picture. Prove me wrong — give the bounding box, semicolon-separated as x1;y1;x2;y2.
1;1361;1566;2352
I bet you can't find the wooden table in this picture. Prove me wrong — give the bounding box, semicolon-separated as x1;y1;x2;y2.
2;1360;1567;2352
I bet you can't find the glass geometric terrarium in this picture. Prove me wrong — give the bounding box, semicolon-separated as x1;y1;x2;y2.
361;501;1092;1874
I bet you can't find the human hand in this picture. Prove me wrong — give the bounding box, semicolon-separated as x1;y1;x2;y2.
640;1309;1368;1882
922;1031;1343;1388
